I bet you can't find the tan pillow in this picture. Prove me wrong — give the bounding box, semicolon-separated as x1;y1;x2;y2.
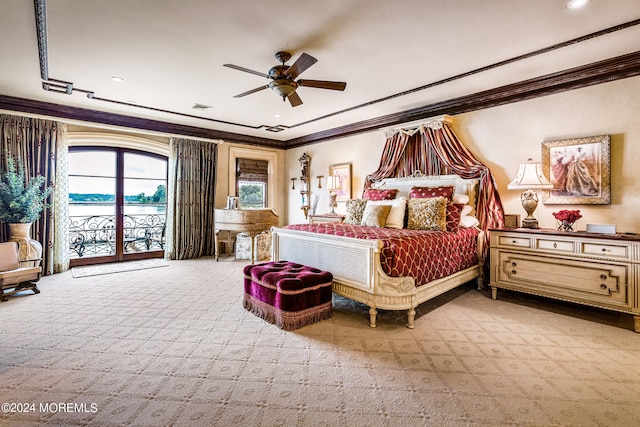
407;197;447;231
364;197;406;229
360;204;392;228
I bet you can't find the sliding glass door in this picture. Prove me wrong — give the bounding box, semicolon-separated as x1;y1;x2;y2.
69;147;167;266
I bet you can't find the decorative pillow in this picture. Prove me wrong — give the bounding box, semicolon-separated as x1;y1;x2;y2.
407;197;447;231
364;197;407;229
452;193;470;205
360;204;392;228
363;188;399;201
409;185;455;201
460;204;473;217
344;199;368;225
446;203;464;233
460;215;480;228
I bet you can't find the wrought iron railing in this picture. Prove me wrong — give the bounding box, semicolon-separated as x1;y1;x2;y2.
69;213;166;258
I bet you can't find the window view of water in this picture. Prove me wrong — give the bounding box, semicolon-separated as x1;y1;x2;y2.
68;148;168;260
70;204;166;217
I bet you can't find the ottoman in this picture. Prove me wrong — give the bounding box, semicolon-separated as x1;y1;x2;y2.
243;261;333;330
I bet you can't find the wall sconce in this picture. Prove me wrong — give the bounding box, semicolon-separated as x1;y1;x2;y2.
507;158;553;228
316;175;324;188
291;178;297;190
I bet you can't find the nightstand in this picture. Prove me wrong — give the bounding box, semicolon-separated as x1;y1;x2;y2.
309;214;345;224
489;227;640;332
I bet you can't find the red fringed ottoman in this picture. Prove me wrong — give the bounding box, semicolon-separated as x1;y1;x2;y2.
243;261;333;330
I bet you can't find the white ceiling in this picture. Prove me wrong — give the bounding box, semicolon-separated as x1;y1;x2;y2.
1;0;640;143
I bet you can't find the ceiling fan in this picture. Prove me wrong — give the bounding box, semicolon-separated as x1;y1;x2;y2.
223;51;347;107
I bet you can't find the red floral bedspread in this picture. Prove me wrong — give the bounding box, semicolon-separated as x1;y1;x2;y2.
283;223;480;286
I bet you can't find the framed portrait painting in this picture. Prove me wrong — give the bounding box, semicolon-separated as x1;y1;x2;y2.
542;135;610;205
329;163;352;202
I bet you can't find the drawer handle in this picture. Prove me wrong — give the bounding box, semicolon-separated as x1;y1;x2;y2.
511;262;517;267
512;240;517;244
600;274;607;280
553;243;557;248
600;284;607;290
602;248;607;252
511;270;517;275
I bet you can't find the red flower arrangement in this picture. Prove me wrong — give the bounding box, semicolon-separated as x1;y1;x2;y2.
552;209;582;223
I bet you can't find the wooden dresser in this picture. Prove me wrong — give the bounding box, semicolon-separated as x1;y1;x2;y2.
489;228;640;332
214;209;279;263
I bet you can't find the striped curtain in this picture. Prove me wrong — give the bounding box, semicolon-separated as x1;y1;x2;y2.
0;114;69;274
165;138;217;260
363;132;412;190
421;124;504;231
364;121;504;233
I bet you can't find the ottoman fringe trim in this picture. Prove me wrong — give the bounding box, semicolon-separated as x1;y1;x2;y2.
243;293;332;330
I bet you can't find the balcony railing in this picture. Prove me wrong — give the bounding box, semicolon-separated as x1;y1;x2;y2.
69;213;166;258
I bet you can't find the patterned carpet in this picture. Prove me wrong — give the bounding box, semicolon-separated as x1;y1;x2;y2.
71;258;169;278
1;256;639;426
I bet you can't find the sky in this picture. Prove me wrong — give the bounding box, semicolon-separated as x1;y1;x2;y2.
68;151;167;196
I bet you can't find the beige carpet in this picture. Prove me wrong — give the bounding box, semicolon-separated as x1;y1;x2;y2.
1;257;639;426
71;258;169;278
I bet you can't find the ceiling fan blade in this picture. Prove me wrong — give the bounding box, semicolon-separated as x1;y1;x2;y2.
223;64;269;79
233;85;269;98
287;91;303;107
285;53;317;79
297;79;347;91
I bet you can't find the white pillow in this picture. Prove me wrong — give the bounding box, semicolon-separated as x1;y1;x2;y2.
365;197;407;229
460;215;480;228
452;193;470;204
460;205;473;217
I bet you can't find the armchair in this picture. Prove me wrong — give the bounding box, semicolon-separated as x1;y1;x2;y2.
0;242;42;301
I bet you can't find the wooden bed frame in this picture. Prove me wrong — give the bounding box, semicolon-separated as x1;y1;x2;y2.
271;174;485;328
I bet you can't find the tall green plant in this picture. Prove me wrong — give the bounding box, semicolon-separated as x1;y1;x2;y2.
0;155;52;223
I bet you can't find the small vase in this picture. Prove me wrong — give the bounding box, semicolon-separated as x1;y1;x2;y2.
557;220;575;232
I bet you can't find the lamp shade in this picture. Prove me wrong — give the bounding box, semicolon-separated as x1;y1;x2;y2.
507;158;553;190
326;176;339;191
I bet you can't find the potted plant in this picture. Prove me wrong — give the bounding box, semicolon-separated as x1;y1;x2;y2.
0;154;52;260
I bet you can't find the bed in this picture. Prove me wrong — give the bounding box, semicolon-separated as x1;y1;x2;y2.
271;174;485;328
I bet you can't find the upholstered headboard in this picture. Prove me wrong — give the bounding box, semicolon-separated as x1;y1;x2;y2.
371;173;479;209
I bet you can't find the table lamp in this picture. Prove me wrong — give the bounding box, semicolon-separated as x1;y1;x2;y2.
507;158;553;228
326;176;339;215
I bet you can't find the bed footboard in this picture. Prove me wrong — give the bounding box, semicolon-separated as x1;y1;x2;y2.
271;227;482;328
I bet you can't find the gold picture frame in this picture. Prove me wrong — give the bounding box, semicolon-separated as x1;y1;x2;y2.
542;135;610;205
329;163;352;202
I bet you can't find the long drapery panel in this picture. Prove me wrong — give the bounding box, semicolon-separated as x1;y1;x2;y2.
166;138;217;260
0;114;69;274
364;118;504;234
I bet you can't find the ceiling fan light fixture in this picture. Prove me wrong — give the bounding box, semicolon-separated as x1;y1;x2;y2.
268;80;298;100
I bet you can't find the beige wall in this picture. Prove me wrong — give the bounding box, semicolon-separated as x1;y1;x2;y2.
284;76;640;233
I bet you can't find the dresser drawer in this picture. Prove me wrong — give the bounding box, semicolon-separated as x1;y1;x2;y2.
495;252;631;309
497;235;531;249
581;242;629;259
536;238;575;253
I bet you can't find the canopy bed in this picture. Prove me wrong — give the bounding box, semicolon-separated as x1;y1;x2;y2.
272;116;504;328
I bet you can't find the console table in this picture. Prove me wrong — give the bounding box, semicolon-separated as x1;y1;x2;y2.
214;209;279;263
489;228;640;332
309;214;345;224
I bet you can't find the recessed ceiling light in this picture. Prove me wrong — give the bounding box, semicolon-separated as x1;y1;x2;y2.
567;0;590;9
274;114;281;118
110;76;124;82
